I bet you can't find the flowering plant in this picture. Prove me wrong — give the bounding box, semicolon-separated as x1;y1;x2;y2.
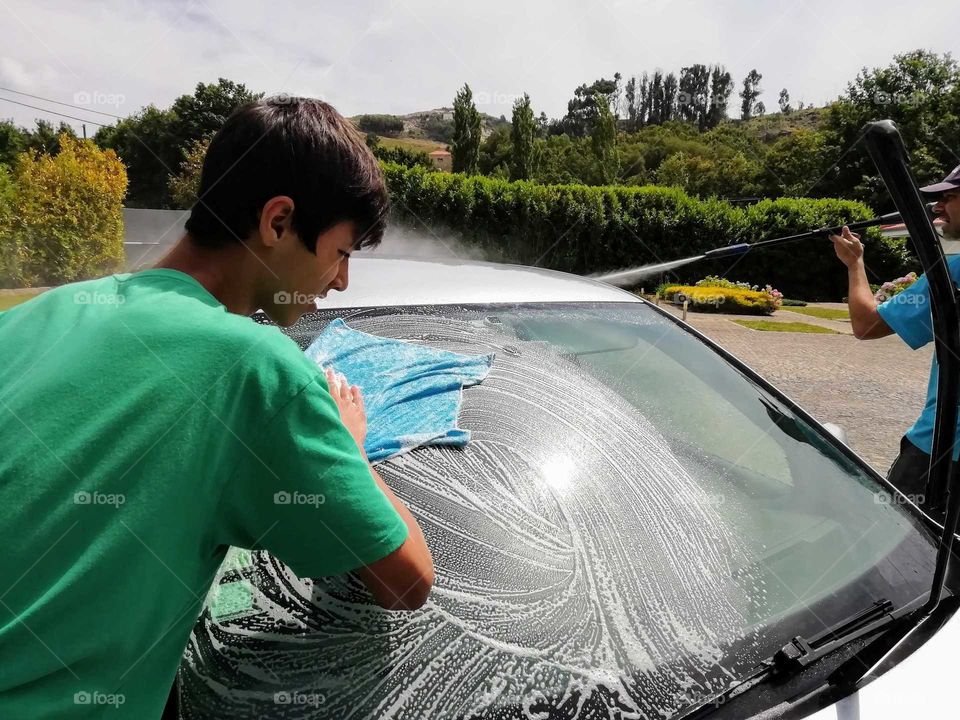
694;275;783;309
874;272;918;303
695;275;755;291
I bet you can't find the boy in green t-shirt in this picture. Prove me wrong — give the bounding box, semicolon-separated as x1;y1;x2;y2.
0;97;434;718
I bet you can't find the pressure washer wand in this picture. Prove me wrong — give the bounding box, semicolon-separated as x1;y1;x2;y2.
597;204;934;288
701;210;909;260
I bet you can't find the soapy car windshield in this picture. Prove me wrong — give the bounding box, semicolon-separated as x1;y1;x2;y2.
179;302;937;720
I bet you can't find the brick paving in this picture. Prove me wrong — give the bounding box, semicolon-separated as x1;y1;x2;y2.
657;302;933;472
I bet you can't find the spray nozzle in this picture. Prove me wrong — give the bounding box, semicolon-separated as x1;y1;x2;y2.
702;243;751;259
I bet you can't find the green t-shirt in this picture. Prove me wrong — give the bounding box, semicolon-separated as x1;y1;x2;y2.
0;269;408;718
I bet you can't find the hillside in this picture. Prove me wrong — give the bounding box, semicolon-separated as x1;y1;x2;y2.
351;108;509;148
376;136;448;153
734;106;829;143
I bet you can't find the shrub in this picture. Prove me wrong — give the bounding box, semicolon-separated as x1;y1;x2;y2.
7;134;127;286
355;114;405;136
719;197;912;301
658;284;779;315
372;144;433;170
382;163;911;300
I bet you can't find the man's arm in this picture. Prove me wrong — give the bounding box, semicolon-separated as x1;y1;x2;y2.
830;226;895;340
325;367;435;610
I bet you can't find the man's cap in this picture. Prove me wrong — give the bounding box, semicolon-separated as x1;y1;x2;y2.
919;164;960;195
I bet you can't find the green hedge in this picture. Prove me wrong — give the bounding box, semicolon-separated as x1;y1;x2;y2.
382;163;915;300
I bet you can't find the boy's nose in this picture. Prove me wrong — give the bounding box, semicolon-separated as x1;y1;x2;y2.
330;263;349;292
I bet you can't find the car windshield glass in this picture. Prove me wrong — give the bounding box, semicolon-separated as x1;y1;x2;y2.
180;302;937;720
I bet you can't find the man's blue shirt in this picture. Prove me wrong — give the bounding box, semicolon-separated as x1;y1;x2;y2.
876;255;960;459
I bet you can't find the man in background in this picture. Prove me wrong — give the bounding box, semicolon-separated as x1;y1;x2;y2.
830;164;960;521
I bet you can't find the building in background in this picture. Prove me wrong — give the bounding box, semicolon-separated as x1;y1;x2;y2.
428;149;452;172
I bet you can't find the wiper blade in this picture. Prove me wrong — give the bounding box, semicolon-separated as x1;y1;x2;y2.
771;599;894;675
675;598;899;720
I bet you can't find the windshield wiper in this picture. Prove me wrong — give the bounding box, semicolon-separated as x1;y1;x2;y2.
771;598;894;675
674;597;903;719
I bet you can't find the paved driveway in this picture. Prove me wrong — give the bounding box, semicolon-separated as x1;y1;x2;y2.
658;302;933;473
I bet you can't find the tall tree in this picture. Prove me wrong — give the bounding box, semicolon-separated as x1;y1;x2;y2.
706;65;733;129
740;69;763;120
451;83;482;174
562;76;621;136
638;73;651;128
778;88;792;114
662;73;679;123
610;72;623;119
678;64;710;126
170;78;261;145
824;49;960;206
624;76;638;131
536;111;550;138
649;71;663;125
509;93;536;181
94;105;179;207
677;67;696;123
23;119;76;156
0;120;27;167
590;92;619;184
94;77;260;207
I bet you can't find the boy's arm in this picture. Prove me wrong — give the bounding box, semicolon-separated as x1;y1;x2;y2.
325;368;435;610
355;464;435;610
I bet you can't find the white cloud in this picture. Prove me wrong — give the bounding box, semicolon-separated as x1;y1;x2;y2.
0;0;957;131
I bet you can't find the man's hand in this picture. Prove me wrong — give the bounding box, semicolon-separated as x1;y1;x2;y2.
830;226;864;268
828;226;895;340
324;367;367;451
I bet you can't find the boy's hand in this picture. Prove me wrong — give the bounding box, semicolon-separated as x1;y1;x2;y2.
829;226;864;268
324;367;367;453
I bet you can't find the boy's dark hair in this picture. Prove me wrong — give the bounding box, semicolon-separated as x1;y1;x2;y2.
185;97;388;251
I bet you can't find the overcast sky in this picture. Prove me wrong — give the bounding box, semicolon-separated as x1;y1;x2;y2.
0;0;957;132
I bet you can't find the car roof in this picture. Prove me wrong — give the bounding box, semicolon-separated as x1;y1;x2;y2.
321;254;641;308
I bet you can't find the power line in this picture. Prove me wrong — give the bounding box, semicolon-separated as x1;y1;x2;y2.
0;96;110;127
0;85;124;119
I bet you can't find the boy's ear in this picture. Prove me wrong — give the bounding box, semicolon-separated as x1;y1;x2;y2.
258;196;295;248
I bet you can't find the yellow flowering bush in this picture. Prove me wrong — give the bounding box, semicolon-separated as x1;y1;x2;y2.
7;134;127;286
0;166;15;286
657;284;779;315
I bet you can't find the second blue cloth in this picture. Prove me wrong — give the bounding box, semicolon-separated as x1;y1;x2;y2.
305;318;494;462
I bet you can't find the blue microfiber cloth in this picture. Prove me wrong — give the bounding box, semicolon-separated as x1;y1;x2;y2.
304;318;494;462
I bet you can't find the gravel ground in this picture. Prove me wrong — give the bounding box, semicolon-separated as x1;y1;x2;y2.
657;302;932;473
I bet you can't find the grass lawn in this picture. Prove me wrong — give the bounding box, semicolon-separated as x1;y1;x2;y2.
782;306;850;321
0;292;38;311
734;319;839;334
